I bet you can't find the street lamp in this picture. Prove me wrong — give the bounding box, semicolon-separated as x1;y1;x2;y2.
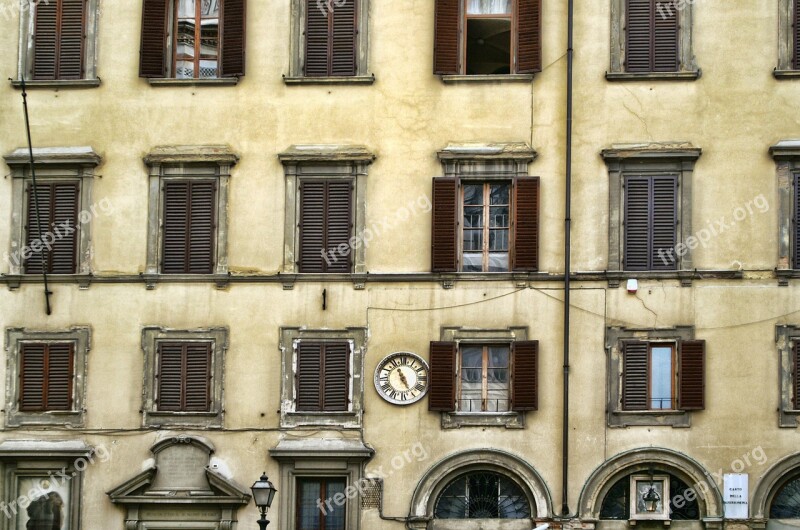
251;472;277;530
642;485;661;512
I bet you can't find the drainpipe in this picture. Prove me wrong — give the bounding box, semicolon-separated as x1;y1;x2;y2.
562;0;575;518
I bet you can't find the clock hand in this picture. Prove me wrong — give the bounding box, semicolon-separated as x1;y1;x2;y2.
397;369;410;389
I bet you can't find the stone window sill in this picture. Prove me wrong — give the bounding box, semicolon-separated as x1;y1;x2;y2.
281;411;361;429
608;410;691;428
605;71;701;81
774;70;800;79
441;411;525;429
440;74;534;84
10;79;101;89
6;411;84;428
283;75;376;85
147;77;239;87
144;411;223;429
3;274;93;290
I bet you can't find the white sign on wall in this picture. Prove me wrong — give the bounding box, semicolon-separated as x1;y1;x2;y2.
724;473;749;519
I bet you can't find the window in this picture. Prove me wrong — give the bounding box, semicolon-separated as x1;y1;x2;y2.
433;0;541;78
141;326;227;428
296;342;350;411
297;478;347;530
144;146;237;284
4;327;89;428
607;0;699;80
280;327;367;428
771;474;800;517
13;0;100;87
607;327;705;428
270;438;373;530
433;143;539;274
279;145;374;277
602;143;701;276
434;471;531;519
600;473;699;520
286;0;372;83
139;0;245;83
771;141;800;277
776;0;800;77
775;325;800;427
429;327;536;429
4;147;101;279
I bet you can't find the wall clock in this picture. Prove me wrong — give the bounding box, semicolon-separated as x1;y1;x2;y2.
374;352;429;405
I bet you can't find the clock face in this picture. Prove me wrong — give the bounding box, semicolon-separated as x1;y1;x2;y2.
374;352;430;405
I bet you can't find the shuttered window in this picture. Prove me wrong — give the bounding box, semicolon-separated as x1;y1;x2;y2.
431;177;539;272
19;343;74;412
156;342;212;412
161;180;216;274
625;0;679;73
794;173;800;268
623;175;677;271
621;340;705;411
299;179;353;273
296;342;350;412
429;341;538;412
24;182;79;275
794;341;800;410
32;0;86;80
795;0;800;70
305;0;357;76
433;0;541;75
139;0;246;78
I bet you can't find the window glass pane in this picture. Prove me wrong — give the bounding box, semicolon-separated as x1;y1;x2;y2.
297;480;322;530
175;61;194;79
464;229;483;251
435;472;530;519
462;252;483;272
464;185;484;205
489;206;509;228
201;0;219;17
467;0;512;14
465;18;512;74
199;21;219;58
489;229;508;251
487;253;508;272
460;346;483;412
490;184;510;205
325;480;347;530
178;0;195;18
198;59;217;78
487;346;509;411
464;206;484;228
650;346;673;409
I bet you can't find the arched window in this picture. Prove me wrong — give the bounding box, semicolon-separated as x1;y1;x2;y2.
599;473;700;520
434;471;531;519
771;475;800;518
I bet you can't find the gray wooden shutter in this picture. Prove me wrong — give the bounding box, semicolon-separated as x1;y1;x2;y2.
678;340;705;410
322;342;350;411
431;178;458;272
139;0;168;77
429;341;456;411
25;182;79;274
296;342;323;411
517;0;542;73
622;340;648;410
434;0;459;74
220;0;247;77
513;177;540;271
511;340;538;411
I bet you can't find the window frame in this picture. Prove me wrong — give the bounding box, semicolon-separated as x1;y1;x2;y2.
602;144;701;279
279;327;367;429
4;327;90;428
171;0;222;79
456;343;511;412
607;326;703;428
607;0;699;81
12;0;100;88
771;141;800;278
776;325;800;427
141;326;228;428
286;0;373;84
279;145;374;277
4;147;100;281
777;0;800;77
460;181;513;273
143;145;237;286
296;476;348;529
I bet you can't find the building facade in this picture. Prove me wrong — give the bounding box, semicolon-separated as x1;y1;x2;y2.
0;1;799;529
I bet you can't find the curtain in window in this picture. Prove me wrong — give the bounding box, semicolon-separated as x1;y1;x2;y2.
467;0;512;14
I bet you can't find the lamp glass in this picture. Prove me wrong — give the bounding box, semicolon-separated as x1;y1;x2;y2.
251;473;277;509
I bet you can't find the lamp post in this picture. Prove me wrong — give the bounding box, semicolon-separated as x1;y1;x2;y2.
250;473;277;530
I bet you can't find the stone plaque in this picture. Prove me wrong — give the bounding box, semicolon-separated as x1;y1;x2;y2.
139;506;221;521
151;443;211;491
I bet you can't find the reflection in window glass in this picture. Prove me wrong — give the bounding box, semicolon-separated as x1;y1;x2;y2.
650;346;673;409
458;345;510;412
175;0;219;78
297;478;346;530
462;183;510;272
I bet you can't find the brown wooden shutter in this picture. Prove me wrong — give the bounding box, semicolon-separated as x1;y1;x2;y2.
626;0;678;72
157;343;184;411
331;0;357;76
624;176;650;270
652;0;679;72
431;178;458;272
651;175;677;270
622;341;648;410
157;342;210;412
58;0;86;79
429;341;456;411
678;340;705;410
20;343;73;412
513;177;539;271
795;0;800;70
220;0;246;77
305;0;331;76
162;181;216;274
185;343;212;411
24;182;79;274
511;340;538;411
296;342;322;411
434;0;459;74
33;0;86;80
33;0;58;79
139;0;168;78
299;180;352;273
794;173;800;268
517;0;542;73
322;342;350;411
794;341;800;409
